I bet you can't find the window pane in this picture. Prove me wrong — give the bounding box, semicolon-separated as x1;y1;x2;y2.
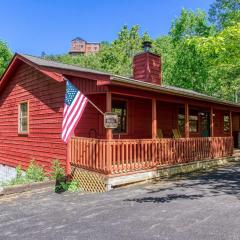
178;112;185;135
189;109;198;133
19;102;28;133
20;102;28;117
224;114;230;132
20;117;28;132
189;115;198;120
112;100;127;134
190;120;198;132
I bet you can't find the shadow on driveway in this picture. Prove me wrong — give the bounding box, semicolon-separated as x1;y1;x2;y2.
124;162;240;204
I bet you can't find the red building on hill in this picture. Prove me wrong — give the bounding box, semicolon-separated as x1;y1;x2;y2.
69;37;100;55
0;45;240;189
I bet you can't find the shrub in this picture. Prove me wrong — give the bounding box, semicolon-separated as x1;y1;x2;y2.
16;165;23;179
50;160;79;193
25;160;45;181
55;180;79;193
50;160;65;180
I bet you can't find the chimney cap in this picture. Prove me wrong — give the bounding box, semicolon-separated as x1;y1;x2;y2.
142;41;152;52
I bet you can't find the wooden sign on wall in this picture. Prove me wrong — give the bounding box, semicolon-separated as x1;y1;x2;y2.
104;112;118;129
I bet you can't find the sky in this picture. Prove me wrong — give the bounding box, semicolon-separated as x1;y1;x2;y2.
0;0;215;56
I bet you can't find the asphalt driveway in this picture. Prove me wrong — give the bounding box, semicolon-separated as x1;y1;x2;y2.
0;163;240;240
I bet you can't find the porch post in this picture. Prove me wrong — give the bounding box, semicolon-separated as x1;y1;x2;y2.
106;92;112;174
66;141;71;176
185;103;189;138
230;111;233;137
152;98;157;139
106;92;112;140
210;107;214;137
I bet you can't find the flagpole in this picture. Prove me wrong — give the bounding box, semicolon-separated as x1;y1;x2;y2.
87;98;105;116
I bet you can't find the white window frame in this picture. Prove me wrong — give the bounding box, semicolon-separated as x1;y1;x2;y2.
18;101;29;135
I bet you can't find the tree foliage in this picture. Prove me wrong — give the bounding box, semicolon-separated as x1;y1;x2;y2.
0;0;239;102
47;25;151;76
0;40;12;77
209;0;240;30
189;23;240;101
170;9;215;43
42;4;240;102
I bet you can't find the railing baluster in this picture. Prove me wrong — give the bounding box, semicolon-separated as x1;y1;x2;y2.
69;136;233;175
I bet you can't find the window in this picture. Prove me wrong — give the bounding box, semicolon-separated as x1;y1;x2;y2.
178;108;198;134
224;114;230;132
178;108;185;135
18;102;29;134
112;100;127;134
189;110;198;133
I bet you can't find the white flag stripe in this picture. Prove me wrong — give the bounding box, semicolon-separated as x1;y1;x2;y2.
63;105;68;115
63;99;87;142
62;91;81;127
63;97;88;142
63;97;87;141
62;95;85;138
63;95;84;131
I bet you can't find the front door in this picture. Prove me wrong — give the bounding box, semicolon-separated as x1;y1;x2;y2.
201;112;210;137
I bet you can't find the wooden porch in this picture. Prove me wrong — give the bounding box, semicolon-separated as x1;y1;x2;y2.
70;136;233;175
69;81;239;182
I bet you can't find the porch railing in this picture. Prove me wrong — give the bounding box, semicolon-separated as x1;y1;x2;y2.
70;137;233;175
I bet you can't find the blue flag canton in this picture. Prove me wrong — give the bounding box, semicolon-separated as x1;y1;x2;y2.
64;80;79;106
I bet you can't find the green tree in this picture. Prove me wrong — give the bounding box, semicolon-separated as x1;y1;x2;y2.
170;9;215;43
44;8;239;102
0;40;12;77
153;36;176;85
163;9;213;93
98;25;151;75
209;0;240;30
46;25;151;76
189;23;240;101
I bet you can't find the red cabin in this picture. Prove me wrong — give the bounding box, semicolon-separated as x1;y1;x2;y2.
0;49;240;189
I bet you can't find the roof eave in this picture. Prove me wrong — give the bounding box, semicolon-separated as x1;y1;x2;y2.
109;76;240;108
0;54;65;93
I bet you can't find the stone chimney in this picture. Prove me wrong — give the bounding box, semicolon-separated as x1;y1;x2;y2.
133;41;162;85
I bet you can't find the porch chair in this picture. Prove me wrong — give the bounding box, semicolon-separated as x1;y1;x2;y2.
172;129;181;139
157;129;163;138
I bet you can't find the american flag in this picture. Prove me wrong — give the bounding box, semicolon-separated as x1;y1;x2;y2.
62;80;88;143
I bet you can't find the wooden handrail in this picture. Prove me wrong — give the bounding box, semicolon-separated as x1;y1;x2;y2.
70;137;233;175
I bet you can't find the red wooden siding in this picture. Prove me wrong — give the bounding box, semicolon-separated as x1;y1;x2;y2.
157;102;178;138
133;52;161;85
232;113;240;131
129;98;152;138
70;76;107;94
213;109;231;137
0;63;66;171
74;94;105;138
